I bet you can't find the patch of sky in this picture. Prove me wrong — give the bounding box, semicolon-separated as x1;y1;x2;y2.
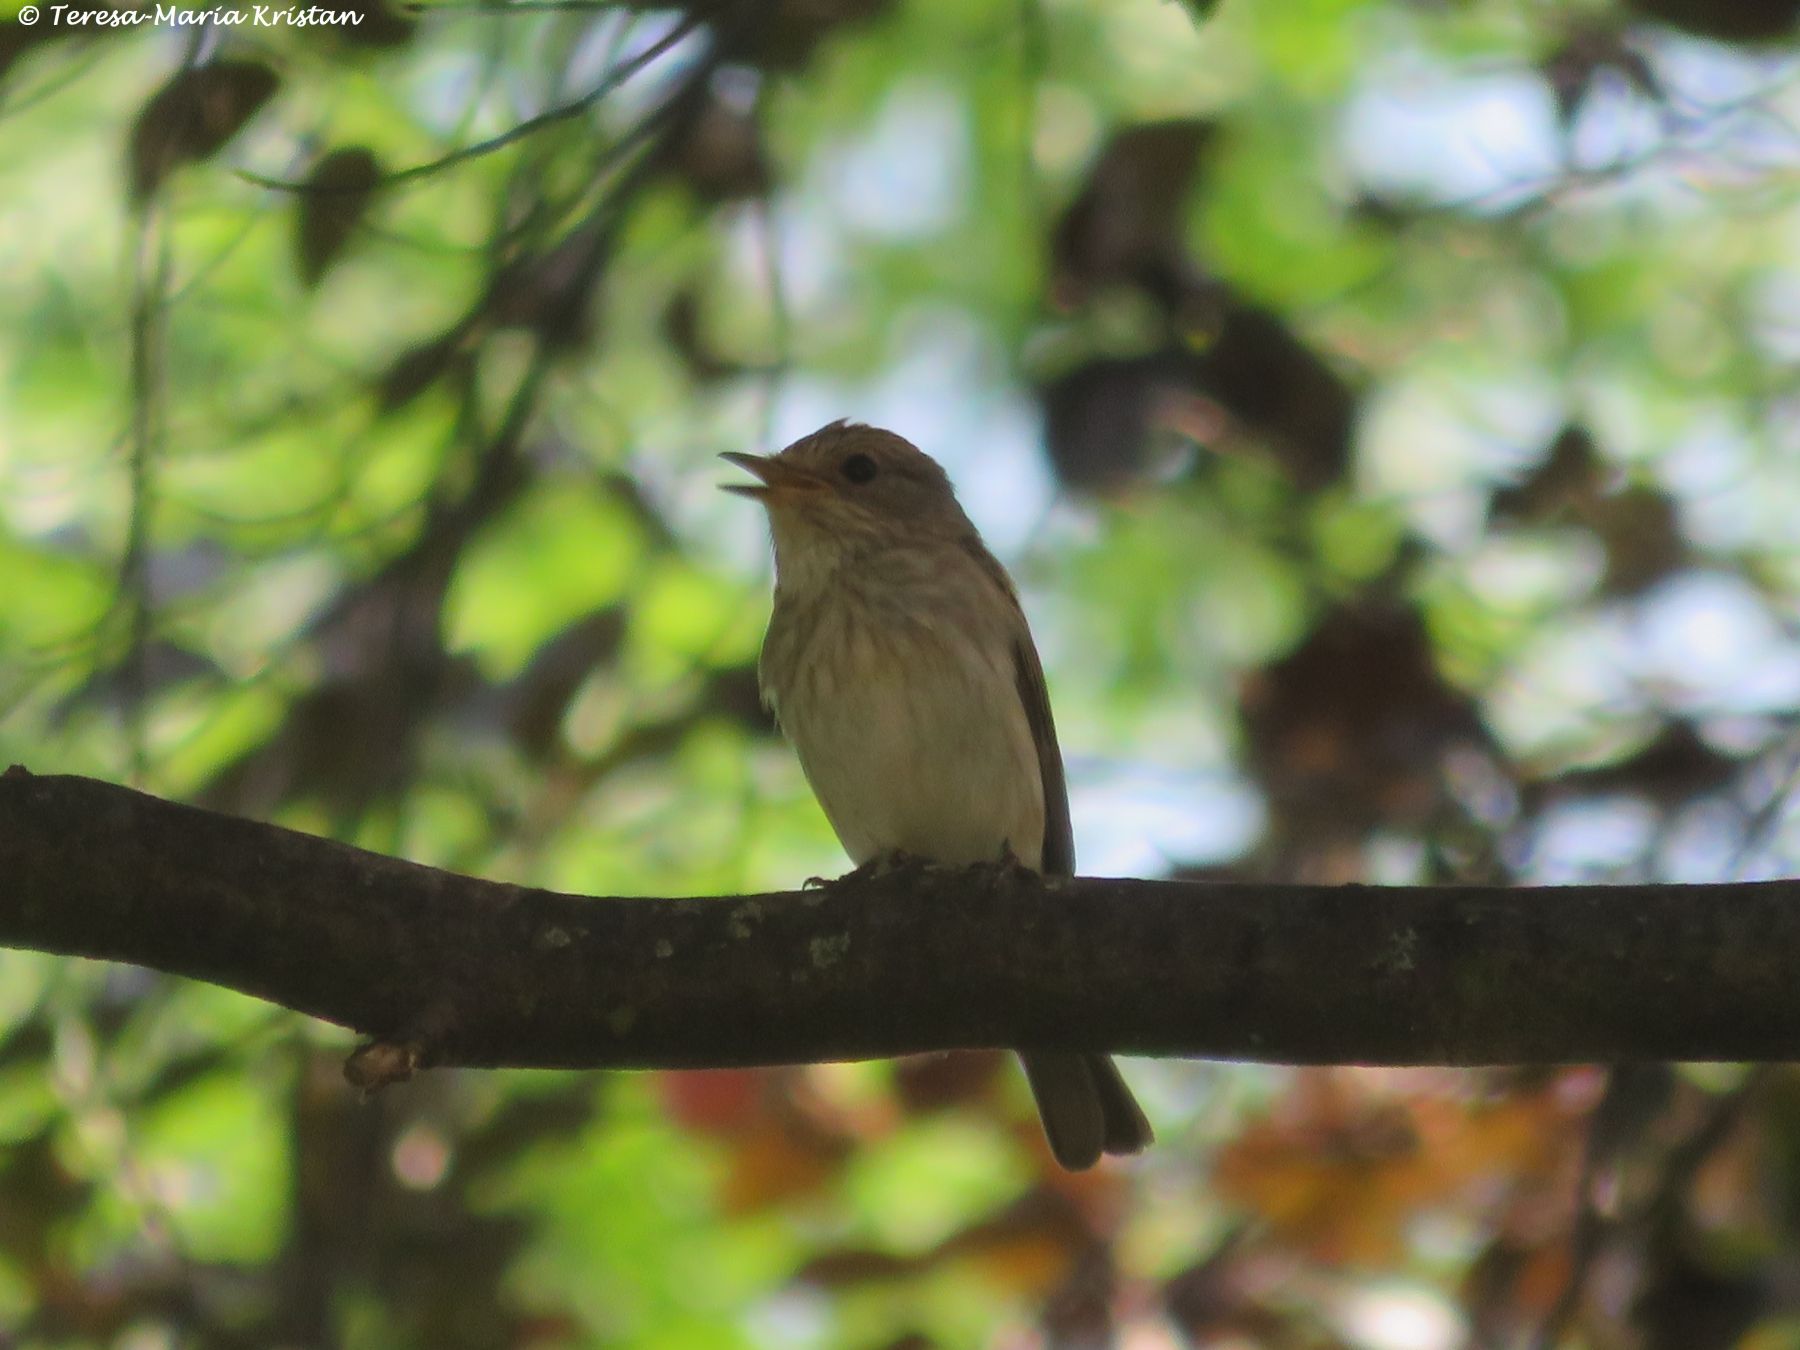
1627;570;1800;717
1525;795;1660;884
1070;762;1264;879
823;80;970;241
1359;371;1565;547
1339;55;1563;212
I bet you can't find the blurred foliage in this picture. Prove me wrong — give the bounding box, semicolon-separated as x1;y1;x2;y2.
4;0;1800;1344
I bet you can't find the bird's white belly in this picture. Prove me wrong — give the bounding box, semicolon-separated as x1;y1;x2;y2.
778;620;1046;870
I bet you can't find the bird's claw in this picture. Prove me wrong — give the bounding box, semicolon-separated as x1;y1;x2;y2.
971;841;1039;886
813;848;1034;890
824;850;930;886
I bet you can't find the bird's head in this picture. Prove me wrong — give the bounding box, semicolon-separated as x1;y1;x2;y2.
722;422;974;578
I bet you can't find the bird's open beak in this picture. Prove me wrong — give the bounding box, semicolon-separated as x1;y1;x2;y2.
719;451;831;502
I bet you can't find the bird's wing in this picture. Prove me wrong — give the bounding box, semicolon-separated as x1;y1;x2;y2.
1011;631;1076;877
960;537;1076;878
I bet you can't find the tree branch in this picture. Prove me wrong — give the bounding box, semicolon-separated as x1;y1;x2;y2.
3;767;1798;1075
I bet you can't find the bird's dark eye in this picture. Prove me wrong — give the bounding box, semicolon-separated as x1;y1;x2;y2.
841;453;878;485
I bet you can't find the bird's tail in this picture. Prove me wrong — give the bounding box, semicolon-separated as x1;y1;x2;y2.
1019;1052;1154;1171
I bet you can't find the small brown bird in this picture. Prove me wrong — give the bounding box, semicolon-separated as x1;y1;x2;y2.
723;420;1152;1170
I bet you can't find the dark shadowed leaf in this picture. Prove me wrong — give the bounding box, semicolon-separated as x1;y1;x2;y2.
1242;597;1493;843
1592;485;1687;597
1174;0;1222;25
1488;425;1688;594
673;89;770;202
1490;423;1608;524
1039;351;1201;492
296;145;382;287
716;0;896;70
377;329;471;412
320;0;415;48
1626;0;1800;42
1051;119;1216;310
1527;721;1741;810
487;223;609;351
1;1;122;82
1540;27;1663;128
127;60;279;204
1186;302;1355;491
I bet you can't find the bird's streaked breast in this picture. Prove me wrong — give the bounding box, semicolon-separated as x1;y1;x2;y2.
762;562;1047;871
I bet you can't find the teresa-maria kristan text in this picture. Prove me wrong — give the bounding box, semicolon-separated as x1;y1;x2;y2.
40;4;364;24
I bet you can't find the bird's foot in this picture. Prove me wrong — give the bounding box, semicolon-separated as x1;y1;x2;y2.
971;841;1041;886
810;850;930;889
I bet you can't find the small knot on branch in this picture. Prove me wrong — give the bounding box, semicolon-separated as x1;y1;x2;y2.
344;1038;422;1095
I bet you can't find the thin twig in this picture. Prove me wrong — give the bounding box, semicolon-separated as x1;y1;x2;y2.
121;209;172;786
235;12;704;195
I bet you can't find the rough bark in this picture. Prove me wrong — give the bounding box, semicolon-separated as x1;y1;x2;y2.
2;767;1797;1075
